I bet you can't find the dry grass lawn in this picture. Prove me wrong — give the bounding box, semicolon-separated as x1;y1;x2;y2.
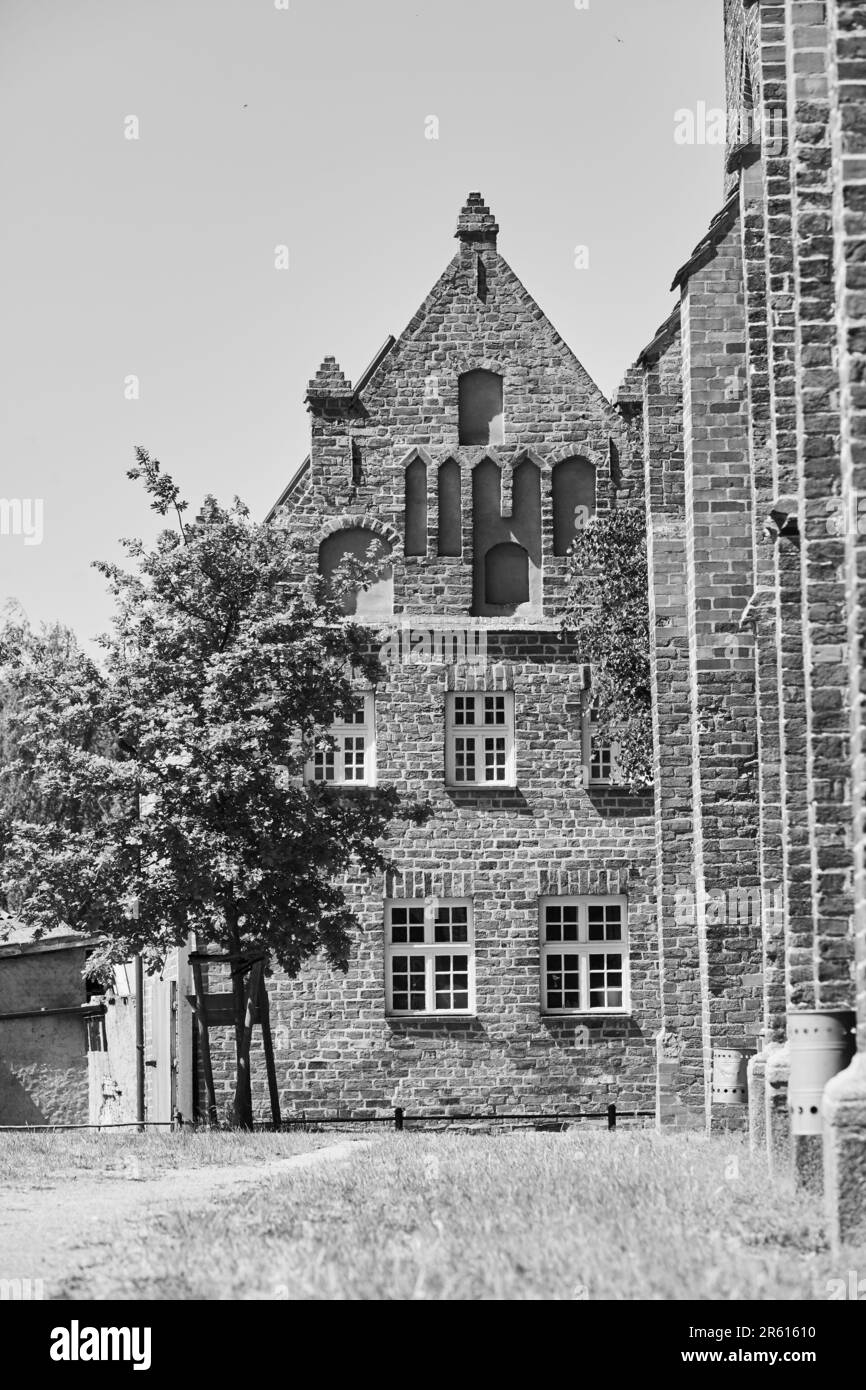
0;1128;329;1185
36;1128;866;1301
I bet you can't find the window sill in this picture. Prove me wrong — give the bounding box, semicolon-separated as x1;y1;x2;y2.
587;781;654;794
542;1010;633;1019
445;783;517;793
308;781;377;791
386;1012;477;1021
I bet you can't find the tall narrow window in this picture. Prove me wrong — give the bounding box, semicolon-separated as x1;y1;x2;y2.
609;438;622;488
445;691;516;788
742;53;754;122
476;256;488;302
404;457;427;556
386;900;475;1015
437;459;462;556
540;897;629;1014
552;457;596;555
458;370;504;446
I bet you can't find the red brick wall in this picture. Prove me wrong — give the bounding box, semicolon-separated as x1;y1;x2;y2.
638;329;708;1126
0;946;89;1125
829;0;866;1049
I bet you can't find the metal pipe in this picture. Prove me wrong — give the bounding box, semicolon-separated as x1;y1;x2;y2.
0;1002;106;1023
135;953;145;1130
260;1108;656;1127
0;1120;173;1132
1;1108;656;1134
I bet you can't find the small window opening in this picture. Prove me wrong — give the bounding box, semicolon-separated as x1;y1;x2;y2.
458;370;504;446
484;541;529;607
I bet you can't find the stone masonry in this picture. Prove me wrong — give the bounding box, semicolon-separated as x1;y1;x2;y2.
0;932;94;1125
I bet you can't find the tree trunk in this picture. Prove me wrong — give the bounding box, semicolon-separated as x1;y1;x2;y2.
231;970;253;1130
228;916;254;1130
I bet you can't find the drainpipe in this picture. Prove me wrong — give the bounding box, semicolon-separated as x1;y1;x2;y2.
135;953;145;1130
0;1002;106;1022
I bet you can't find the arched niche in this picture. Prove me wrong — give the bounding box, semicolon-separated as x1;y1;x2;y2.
437;459;462;556
552;457;596;555
471;458;501;613
472;457;502;529
404;456;427;556
458;370;504;446
512;458;542;566
484;542;529;609
471;457;541;616
318;527;394;619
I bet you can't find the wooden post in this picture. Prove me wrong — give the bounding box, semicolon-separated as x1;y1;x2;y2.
607;1103;617;1132
191;959;218;1126
395;1106;404;1132
235;959;264;1127
258;970;282;1129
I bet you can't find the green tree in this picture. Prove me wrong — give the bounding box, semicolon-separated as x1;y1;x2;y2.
0;606;108;828
0;451;424;1127
562;509;652;787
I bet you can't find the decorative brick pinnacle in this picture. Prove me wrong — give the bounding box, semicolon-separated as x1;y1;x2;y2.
455;192;499;245
306;356;354;401
613;365;644;413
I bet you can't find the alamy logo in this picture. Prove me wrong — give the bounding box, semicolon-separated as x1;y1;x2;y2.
49;1321;152;1371
379;627;488;666
0;1277;44;1300
674;885;761;927
826;1270;866;1300
0;498;43;546
674;101;783;155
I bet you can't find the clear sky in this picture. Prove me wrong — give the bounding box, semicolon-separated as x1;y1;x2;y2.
0;0;725;647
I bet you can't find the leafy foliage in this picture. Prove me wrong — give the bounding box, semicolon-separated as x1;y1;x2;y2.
562;509;652;787
0;453;426;1120
0;608;109;833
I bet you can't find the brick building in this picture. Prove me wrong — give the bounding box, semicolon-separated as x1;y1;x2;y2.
0;916;192;1128
18;0;850;1245
0;920;139;1126
619;0;866;1244
204;193;658;1120
6;0;864;1256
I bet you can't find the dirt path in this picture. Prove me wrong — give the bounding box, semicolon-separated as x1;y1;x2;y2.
0;1139;366;1300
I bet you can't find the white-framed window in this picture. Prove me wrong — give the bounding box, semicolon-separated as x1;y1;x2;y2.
581;706;620;786
307;693;376;786
385;899;475;1016
445;691;515;787
540;896;629;1014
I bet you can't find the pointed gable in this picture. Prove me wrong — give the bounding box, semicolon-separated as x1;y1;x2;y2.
356;192;613;423
274;194;640;622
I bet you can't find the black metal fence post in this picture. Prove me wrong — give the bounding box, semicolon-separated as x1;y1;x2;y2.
394;1106;404;1132
607;1103;617;1132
